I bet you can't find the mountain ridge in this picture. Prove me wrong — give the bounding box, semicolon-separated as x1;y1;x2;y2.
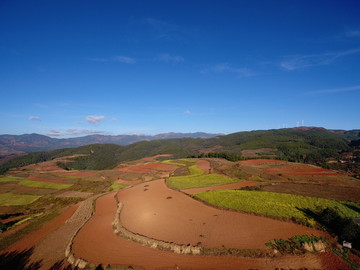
0;132;222;155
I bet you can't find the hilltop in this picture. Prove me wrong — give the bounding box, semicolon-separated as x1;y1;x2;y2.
1;127;359;176
0;132;221;155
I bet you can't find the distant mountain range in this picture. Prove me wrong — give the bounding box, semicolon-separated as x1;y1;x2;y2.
0;132;222;155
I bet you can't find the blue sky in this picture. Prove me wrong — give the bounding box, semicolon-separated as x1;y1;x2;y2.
1;0;359;137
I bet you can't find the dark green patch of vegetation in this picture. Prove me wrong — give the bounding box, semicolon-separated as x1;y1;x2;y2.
188;152;245;162
307;207;360;250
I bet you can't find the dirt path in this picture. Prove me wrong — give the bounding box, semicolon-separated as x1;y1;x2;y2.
72;192;324;270
182;181;261;194
28;195;100;269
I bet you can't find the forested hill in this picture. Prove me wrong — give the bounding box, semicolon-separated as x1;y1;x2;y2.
0;132;221;155
0;127;359;174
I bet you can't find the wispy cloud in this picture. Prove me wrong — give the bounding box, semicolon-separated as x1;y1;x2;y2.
144;18;188;41
29;116;41;121
89;56;136;64
155;53;184;63
47;129;105;137
201;63;255;77
85;115;105;125
305;85;360;95
184;109;191;115
280;48;360;70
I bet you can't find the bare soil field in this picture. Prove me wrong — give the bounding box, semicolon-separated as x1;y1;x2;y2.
72;192;327;270
119;162;178;174
262;182;360;203
182;181;261;195
195;159;211;173
118;179;324;249
56;191;92;199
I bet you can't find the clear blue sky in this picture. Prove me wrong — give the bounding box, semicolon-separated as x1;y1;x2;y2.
1;0;359;137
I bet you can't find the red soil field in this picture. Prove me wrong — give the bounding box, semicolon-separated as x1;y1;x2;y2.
119;163;178;174
265;167;339;175
72;192;324;270
27;176;67;184
5;204;79;252
195;159;211;173
119;180;324;249
237;159;288;165
62;171;98;177
182;181;262;195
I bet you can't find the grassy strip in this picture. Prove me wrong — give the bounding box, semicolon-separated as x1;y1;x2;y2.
168;174;238;190
167;159;238;189
161;159;191;167
0;193;42;206
19;179;72;189
194;190;360;226
110;182;127;191
0;176;24;182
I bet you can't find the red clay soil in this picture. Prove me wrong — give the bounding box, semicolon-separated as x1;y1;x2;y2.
27;176;67;184
5;204;79;253
116;179;142;185
119;180;324;249
72;192;324;270
62;171;98;177
119;163;178;174
318;251;352;270
195;159;211;173
265;167;339;175
182;181;261;195
237;159;288;165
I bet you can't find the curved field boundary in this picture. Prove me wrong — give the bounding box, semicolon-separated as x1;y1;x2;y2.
64;193;104;269
112;193;201;255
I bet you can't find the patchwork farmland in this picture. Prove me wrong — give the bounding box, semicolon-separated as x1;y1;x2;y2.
0;155;359;269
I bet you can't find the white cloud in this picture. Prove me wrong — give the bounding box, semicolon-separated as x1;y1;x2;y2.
89;56;136;64
184;109;191;115
305;85;360;95
342;30;360;38
114;56;136;64
46;129;105;137
201;63;255;77
29;116;41;121
280;48;360;71
156;53;184;63
86;115;105;124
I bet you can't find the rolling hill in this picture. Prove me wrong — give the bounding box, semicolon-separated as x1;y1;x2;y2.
1;127;359;175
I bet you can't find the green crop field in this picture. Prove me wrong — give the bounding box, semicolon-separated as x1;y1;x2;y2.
110;182;127;191
0;193;42;206
194;190;360;226
19;179;72;190
0;176;25;182
167;161;238;190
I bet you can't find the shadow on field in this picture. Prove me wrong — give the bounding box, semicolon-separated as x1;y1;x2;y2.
0;248;42;270
0;247;76;270
297;207;360;250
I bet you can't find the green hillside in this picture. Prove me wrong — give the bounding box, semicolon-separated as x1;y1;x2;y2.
0;128;358;174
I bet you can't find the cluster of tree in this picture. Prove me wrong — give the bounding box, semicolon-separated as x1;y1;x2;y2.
315;208;360;249
188;152;245;162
